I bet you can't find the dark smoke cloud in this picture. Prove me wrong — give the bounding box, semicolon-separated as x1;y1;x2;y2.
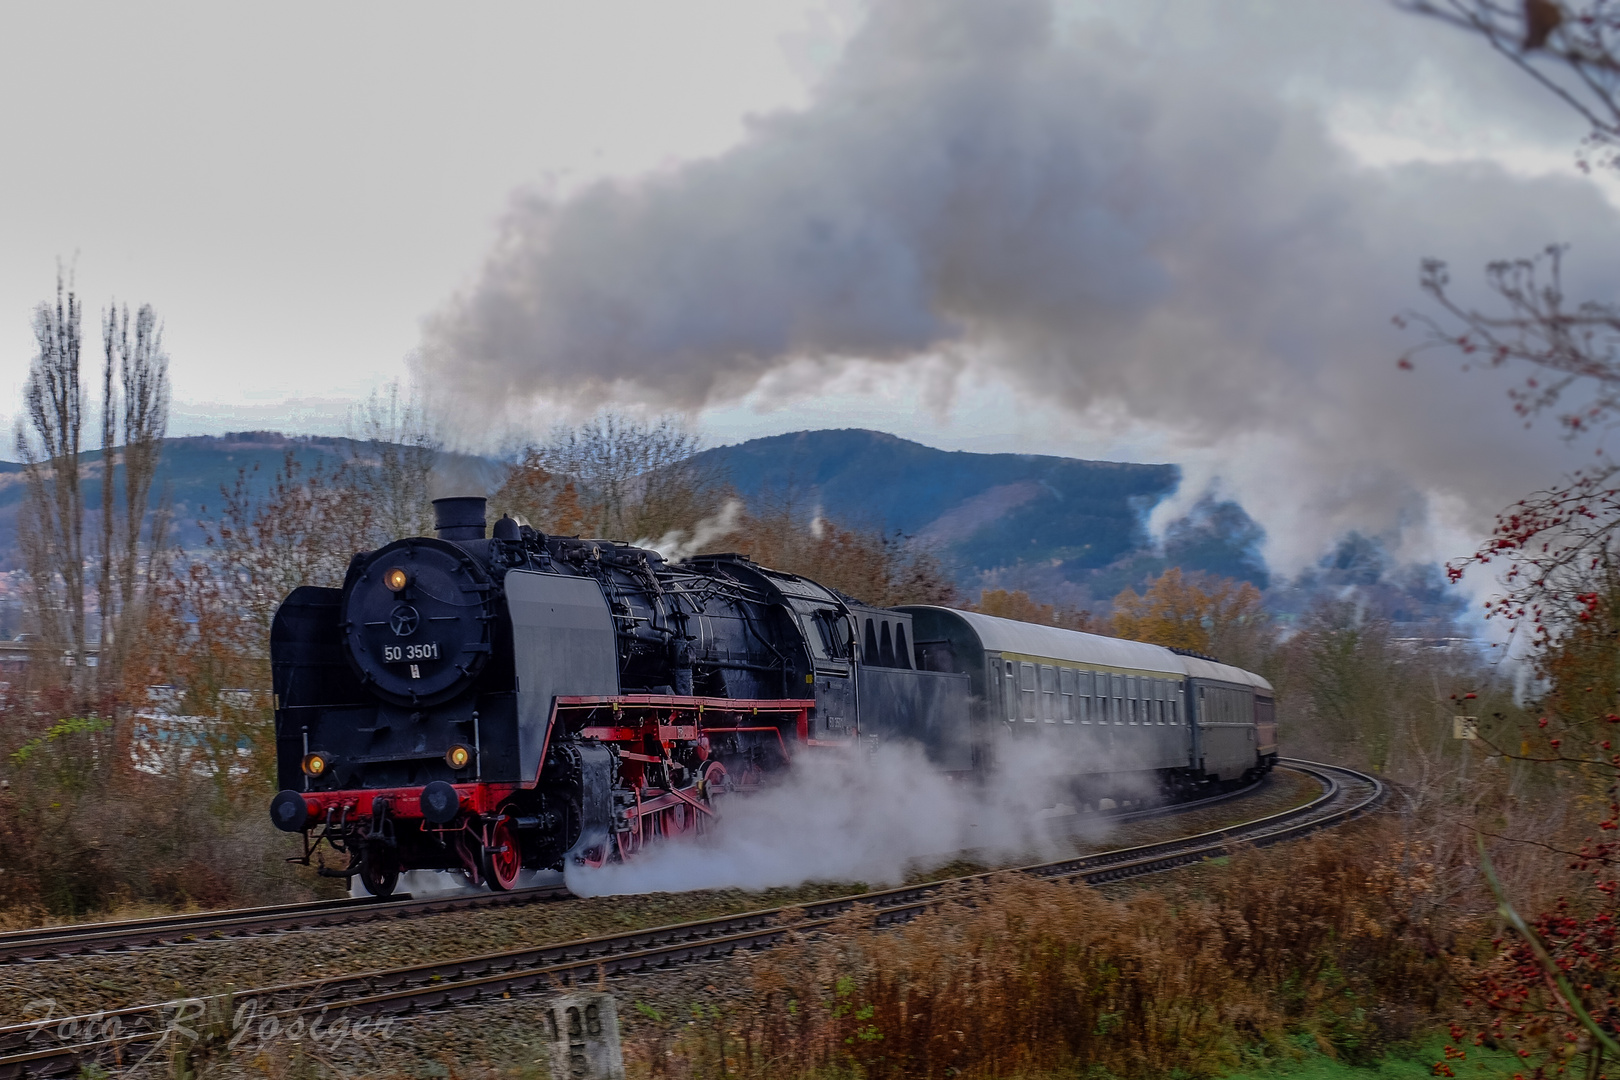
422;0;1620;571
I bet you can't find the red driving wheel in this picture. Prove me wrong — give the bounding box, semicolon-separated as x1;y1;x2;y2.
480;816;522;891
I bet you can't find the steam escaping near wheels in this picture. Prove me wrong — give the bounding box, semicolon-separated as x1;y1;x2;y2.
563;739;1168;898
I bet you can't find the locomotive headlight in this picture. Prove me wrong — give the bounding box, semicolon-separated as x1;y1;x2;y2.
383;567;409;592
446;744;471;770
301;752;328;777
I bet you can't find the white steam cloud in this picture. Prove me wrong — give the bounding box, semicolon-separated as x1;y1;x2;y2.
633;498;745;562
565;736;1161;898
422;0;1620;572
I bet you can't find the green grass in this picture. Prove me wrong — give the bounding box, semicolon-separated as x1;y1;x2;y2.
1223;1038;1527;1080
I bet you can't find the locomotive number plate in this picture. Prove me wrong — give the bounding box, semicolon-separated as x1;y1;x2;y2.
383;642;440;662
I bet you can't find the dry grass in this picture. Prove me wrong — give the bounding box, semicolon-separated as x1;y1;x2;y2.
625;820;1455;1080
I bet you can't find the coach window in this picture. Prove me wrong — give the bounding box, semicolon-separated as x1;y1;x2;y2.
1003;660;1018;722
1076;671;1091;723
1060;668;1075;723
1040;665;1057;722
894;625;912;669
1019;662;1038;721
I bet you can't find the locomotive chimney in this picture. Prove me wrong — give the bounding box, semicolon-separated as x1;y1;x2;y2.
433;496;487;541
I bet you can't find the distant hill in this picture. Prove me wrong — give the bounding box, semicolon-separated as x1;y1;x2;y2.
0;426;1463;630
0;428;1251;601
692;428;1179;574
0;432;501;569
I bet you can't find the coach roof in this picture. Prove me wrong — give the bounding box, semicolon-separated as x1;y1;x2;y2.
906;606;1273;692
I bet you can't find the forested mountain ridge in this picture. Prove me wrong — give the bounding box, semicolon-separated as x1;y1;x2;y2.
0;428;1456;628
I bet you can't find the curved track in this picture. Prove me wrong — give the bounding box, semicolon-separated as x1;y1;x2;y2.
0;766;1269;965
0;760;1382;1079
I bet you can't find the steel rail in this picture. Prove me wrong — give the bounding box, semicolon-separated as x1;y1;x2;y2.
0;885;571;964
0;767;1267;965
0;760;1380;1079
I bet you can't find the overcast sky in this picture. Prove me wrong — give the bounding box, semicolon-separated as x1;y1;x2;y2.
2;0;1616;576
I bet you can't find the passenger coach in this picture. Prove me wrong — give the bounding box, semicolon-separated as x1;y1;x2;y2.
898;607;1278;799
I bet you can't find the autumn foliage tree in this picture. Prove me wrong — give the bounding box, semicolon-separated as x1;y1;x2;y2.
971;588;1098;632
1110;567;1270;667
489;447;592;536
725;500;958;608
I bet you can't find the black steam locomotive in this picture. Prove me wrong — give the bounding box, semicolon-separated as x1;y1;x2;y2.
269;497;1276;895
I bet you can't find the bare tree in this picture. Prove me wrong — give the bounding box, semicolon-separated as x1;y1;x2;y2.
1400;1;1620;634
95;302;171;678
536;414;723;540
207;453;376;641
1404;1;1620;169
16;271;88;677
1400;2;1620;436
346;380;438;544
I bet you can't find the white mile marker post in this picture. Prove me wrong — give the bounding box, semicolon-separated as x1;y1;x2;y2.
543;993;625;1080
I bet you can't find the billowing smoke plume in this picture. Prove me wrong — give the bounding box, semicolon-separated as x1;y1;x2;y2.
422;0;1620;572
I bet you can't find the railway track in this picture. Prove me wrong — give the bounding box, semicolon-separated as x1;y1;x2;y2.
0;760;1382;1079
0;765;1268;966
0;884;572;964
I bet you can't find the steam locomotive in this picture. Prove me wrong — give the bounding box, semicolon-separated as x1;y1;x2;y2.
269;497;1277;896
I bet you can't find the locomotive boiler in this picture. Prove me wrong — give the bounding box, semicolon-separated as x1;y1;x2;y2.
269;497;1276;895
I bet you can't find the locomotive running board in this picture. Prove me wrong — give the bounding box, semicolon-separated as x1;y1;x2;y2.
529;695;816;785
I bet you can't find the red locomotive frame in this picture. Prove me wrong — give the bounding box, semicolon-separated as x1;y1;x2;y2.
289;695;818;881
